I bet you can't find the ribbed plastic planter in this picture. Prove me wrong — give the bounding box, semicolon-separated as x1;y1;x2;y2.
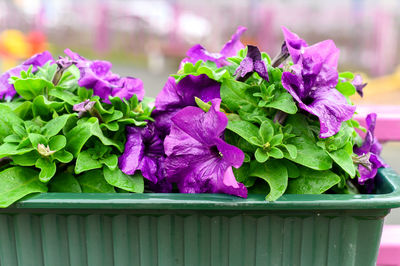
0;168;400;266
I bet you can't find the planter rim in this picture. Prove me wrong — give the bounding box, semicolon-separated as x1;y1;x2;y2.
7;168;400;211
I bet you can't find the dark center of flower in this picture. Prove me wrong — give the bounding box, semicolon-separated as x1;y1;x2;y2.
210;145;223;157
302;96;314;105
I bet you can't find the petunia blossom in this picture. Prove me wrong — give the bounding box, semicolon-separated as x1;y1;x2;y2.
354;113;387;184
118;123;166;185
73;99;96;117
64;49;144;103
164;99;247;198
352;74;367;97
281;27;356;138
234;45;268;82
153;74;220;135
180;26;247;68
0;51;53;100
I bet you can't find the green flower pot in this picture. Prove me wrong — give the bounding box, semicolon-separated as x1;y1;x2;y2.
0;168;399;266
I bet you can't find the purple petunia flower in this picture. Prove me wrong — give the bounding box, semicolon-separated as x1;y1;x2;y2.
234;45;268;82
280;27;356;138
0;51;54;100
153;74;220;135
164;99;247;198
354;113;387;184
64;49;144;103
119;123;166;185
73;99;96;117
180;26;247;68
352;74;367;97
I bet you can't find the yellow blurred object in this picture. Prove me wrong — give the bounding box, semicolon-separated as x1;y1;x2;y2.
0;29;49;72
0;30;30;59
352;66;400;105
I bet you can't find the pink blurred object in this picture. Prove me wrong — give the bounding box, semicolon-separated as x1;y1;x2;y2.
377;225;400;266
354;105;400;142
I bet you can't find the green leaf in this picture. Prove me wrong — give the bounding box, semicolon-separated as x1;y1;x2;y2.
259;120;274;142
75;150;103;174
32;95;64;118
270;134;283;146
282;160;300;178
220;79;258;112
269;147;284;159
336;81;356;96
48;172;82;193
35;157;56;182
339;72;354;79
250;160;288;201
42;114;74;137
227;120;260;144
287;167;340;194
13;101;32;120
195;97;211;112
0;143;33;157
264;91;298;114
285;114;332;170
49;135;66;151
14;78;54;100
328;148;356;177
48;88;80;105
78;170;116;193
10;151;39;166
28;133;47;148
255;148;269;163
103;167;144;193
286;136;332;170
0;104;23;142
0;167;47;208
52;150;73;163
102;155;118;170
283;144;297;159
65;117;122;157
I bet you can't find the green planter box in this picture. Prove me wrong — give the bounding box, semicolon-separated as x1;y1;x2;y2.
1;168;400;266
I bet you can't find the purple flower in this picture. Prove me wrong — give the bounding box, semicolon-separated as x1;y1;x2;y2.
234;45;268;82
181;26;247;68
0;51;53;100
281;27;355;138
153;74;220;135
164;99;247;198
64;49;144;103
73;99;96;117
119;123;166;185
354;113;387;184
352;74;367;97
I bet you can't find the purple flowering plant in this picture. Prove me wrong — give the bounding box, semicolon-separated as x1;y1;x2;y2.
0;50;152;207
163;26;386;199
0;26;388;207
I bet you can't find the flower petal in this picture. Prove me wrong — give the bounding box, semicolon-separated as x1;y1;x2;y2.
281;26;307;64
118;127;143;175
300;88;356;138
220;26;247;58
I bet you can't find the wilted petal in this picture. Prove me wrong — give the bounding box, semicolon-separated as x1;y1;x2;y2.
352;74;367;97
235;45;268;81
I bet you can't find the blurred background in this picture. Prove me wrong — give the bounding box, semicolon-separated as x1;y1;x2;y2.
0;0;399;221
